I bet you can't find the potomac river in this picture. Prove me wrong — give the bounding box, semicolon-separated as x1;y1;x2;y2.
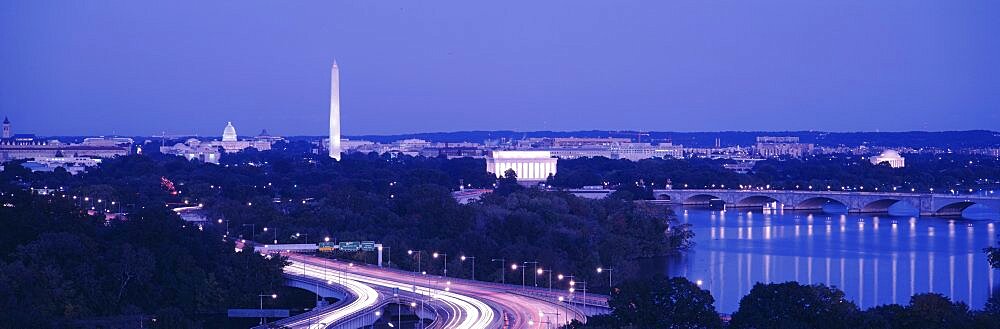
661;205;999;313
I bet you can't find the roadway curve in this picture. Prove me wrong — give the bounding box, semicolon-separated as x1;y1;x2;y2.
289;255;495;329
288;253;589;328
276;263;380;328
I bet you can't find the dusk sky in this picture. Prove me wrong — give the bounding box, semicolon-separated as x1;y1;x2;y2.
1;1;997;136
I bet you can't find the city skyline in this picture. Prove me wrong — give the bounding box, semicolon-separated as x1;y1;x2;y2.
2;1;998;136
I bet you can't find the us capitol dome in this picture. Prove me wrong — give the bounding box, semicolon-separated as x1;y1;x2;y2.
222;122;238;142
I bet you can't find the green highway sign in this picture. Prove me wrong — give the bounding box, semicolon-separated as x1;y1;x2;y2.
339;241;360;252
361;241;376;251
318;242;336;252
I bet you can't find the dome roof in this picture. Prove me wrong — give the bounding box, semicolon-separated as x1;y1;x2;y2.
222;122;237;142
879;149;902;158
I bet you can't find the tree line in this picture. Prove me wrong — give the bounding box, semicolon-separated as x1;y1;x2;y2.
565;276;1000;329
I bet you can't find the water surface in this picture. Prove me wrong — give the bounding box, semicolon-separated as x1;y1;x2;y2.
664;206;1000;313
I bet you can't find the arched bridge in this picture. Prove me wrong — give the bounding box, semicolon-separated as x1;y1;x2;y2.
652;189;1000;218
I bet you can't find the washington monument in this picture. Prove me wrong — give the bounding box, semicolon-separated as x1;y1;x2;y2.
329;60;341;160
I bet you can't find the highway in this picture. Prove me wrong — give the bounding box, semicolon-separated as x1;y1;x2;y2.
287;253;591;329
288;255;495;329
275;263;380;329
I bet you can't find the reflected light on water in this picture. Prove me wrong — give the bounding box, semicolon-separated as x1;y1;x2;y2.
664;206;999;313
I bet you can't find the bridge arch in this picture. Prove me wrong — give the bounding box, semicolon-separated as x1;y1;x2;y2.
794;197;848;211
860;199;916;214
735;195;781;208
934;201;981;217
684;194;722;205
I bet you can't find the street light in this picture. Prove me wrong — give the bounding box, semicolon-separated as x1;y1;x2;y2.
257;293;277;325
523;261;539;287
597;266;614;288
559;274;575;291
433;252;448;277
408;250;424;274
263;227;277;244
217;219;230;237
538;268;554;291
491;258;506;284
461;255;476;281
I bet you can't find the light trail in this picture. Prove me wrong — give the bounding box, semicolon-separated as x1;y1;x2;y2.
281;260;379;329
289;257;497;329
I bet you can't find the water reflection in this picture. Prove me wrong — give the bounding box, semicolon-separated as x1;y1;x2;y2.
665;205;1000;313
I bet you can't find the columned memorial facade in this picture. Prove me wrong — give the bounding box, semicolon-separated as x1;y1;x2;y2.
486;151;557;181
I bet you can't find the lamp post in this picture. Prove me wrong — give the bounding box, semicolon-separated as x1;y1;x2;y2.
574;281;588;307
295;232;309;243
513;263;525;288
542;310;562;328
538;268;553;291
408;250;424;274
258;293;277;325
217;219;230;238
559;274;577;302
461;255;476;281
597;266;614;288
491;258;505;284
432;252;448;277
523;261;539;287
263;227;277;244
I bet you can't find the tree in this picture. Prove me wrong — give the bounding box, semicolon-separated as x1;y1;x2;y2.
607;276;723;329
985;246;1000;269
897;293;973;329
729;282;861;329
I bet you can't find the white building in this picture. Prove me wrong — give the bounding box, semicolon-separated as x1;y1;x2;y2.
20;157;102;175
486;151;557;181
870;149;905;168
610;142;684;161
210;122;272;153
160;139;221;164
755;136;813;158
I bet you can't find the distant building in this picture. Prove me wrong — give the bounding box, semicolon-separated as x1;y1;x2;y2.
0;117;131;162
722;159;760;174
755;136;813;158
551;137;631;148
610;142;684;161
870;149;905;168
2;117;10;138
209;122;273;153
486;151;557;181
20;156;102;175
451;189;492;204
160;139;221;164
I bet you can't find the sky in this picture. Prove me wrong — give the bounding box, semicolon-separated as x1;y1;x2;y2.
1;1;998;137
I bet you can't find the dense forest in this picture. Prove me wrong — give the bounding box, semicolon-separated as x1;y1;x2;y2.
0;188;286;328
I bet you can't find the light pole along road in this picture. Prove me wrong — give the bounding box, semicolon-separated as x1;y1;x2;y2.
287;253;592;328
